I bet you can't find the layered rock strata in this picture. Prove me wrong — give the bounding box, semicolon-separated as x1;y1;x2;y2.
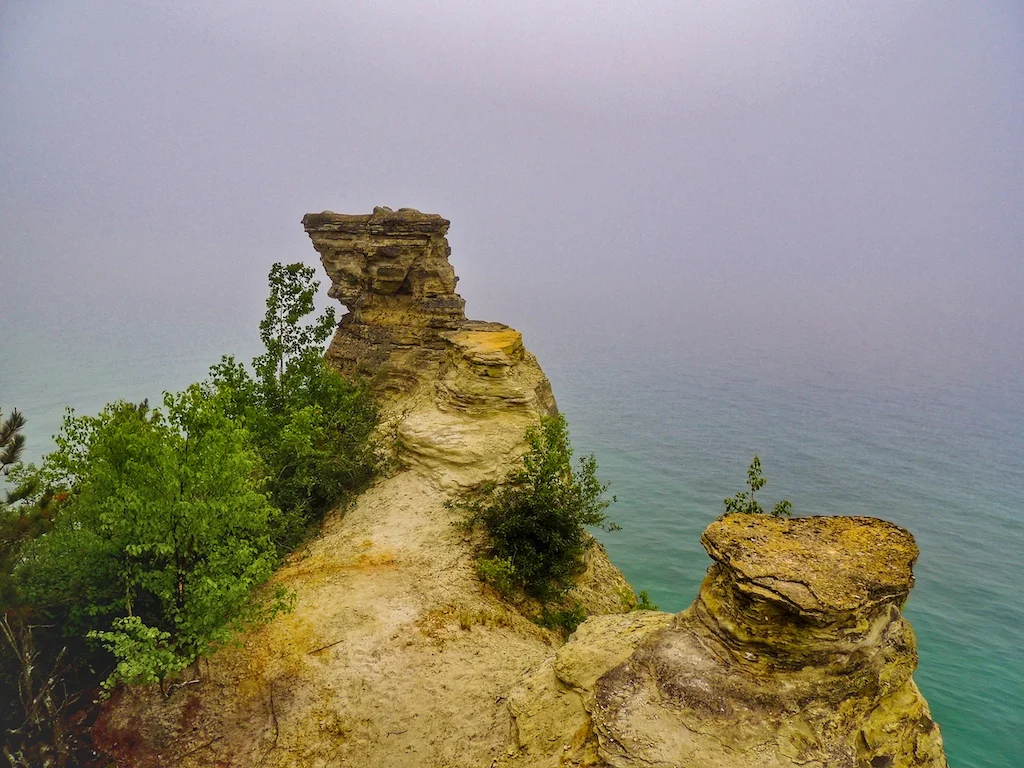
304;206;556;488
302;207;466;392
503;514;948;768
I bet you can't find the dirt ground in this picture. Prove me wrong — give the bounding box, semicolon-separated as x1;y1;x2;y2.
97;466;631;768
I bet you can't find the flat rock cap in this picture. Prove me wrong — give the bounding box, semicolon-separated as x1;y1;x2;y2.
302;207;450;235
701;514;919;614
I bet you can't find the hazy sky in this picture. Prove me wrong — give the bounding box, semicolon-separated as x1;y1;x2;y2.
2;0;1022;380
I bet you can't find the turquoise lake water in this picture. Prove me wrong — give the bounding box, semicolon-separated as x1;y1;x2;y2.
3;308;1021;768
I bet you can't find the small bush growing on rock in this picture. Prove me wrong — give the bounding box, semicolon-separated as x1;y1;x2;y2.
476;556;517;598
620;586;660;611
536;600;588;635
449;413;618;600
634;589;659;611
723;455;793;517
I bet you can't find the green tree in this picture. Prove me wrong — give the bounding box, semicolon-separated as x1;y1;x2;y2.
16;389;287;688
210;263;378;547
723;455;793;517
1;406;57;603
254;262;338;389
449;414;618;600
0;264;380;757
1;412;80;768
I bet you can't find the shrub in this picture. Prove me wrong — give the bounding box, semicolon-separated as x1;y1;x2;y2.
476;556;517;598
634;589;659;611
536;601;588;635
88;616;187;696
723;455;793;517
450;413;618;600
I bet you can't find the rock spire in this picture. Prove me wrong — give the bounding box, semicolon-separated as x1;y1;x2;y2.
304;207;557;486
302;206;467;392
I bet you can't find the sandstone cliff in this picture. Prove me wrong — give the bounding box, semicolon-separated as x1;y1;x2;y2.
96;209;946;768
303;207;558;489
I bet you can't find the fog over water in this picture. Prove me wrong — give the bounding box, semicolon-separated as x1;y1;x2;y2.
2;0;1022;385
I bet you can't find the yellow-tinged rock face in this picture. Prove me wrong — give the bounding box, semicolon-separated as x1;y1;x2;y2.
446;329;524;359
300;211;946;768
701;514;918;615
302;207;467;391
302;210;558;426
302;209;558;488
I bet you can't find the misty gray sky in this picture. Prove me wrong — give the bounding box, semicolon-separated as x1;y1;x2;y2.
2;0;1022;381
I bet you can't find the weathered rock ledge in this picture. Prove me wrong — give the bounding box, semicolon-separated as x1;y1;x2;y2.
503;514;948;768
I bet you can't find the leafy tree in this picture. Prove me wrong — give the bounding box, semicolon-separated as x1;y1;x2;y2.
0;260;378;729
449;414;618;600
16;389;287;687
723;455;793;517
0;263;379;758
210;263;378;547
254;262;337;389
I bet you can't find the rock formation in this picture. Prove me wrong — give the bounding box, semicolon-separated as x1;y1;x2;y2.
304;206;557;488
302;207;467;393
502;514;948;768
95;210;946;768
